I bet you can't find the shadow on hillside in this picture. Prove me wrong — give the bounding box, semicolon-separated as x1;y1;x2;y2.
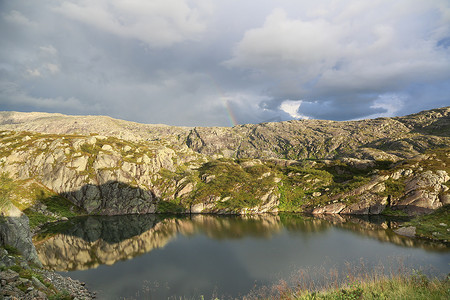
56;180;161;216
411;118;450;137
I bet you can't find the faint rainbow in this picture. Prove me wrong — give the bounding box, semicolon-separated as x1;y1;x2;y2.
206;74;238;127
224;100;238;127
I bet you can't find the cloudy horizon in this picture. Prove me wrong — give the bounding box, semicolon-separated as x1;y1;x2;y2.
0;0;449;127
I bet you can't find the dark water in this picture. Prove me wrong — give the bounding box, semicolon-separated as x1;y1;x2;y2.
34;214;450;299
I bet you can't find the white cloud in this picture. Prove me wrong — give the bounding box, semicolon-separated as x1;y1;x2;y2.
53;0;211;47
226;2;450;102
39;45;58;56
225;9;342;80
364;94;405;119
20;45;61;78
26;69;41;77
3;10;36;27
1;0;449;125
45;63;60;74
279;100;309;119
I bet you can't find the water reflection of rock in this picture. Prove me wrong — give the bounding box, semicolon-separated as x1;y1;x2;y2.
34;214;283;271
34;215;174;271
310;214;449;251
34;213;448;272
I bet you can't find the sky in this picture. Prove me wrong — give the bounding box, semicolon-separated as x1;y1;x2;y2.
0;0;449;127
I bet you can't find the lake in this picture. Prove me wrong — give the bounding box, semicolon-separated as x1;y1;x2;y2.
33;214;450;299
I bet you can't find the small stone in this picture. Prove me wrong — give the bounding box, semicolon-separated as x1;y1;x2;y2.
0;248;8;256
20;261;30;269
394;226;416;237
2;269;19;283
19;277;30;284
312;192;322;197
101;144;113;151
439;223;447;226
26;286;34;293
31;276;47;290
94;135;108;140
86;137;97;145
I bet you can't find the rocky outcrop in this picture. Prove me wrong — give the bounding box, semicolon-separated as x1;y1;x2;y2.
340;195;387;215
311;168;449;216
0;205;41;266
394;170;449;215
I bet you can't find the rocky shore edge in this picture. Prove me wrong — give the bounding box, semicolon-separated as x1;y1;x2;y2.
1;246;94;300
0;207;94;299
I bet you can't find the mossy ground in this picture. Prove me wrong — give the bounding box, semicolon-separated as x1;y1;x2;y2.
1;172;85;229
403;205;450;241
186;159;278;211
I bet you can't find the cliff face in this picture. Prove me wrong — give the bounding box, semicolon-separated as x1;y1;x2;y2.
0;205;41;266
0;107;449;218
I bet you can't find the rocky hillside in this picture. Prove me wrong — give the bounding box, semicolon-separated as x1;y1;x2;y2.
2;107;449;160
0;107;449;221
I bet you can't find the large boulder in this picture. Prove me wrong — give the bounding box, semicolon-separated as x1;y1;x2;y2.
394;170;449;215
341;194;388;215
0;205;42;266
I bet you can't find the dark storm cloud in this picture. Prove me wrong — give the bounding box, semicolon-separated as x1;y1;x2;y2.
0;0;449;126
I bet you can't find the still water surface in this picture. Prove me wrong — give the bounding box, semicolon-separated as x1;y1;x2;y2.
34;214;449;299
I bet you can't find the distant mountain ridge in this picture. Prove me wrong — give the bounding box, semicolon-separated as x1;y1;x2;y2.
1;107;449;160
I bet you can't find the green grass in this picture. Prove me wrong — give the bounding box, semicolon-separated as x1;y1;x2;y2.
249;270;449;300
403;205;450;241
293;275;449;300
278;183;306;212
18;185;85;229
22;209;55;229
3;244;21;256
379;178;406;199
185;159;278;211
0;172;15;213
41;195;85;217
157;199;185;213
48;290;73;300
381;206;409;217
0;173;87;229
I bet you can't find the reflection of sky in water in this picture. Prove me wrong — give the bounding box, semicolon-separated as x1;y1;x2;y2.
38;215;449;299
